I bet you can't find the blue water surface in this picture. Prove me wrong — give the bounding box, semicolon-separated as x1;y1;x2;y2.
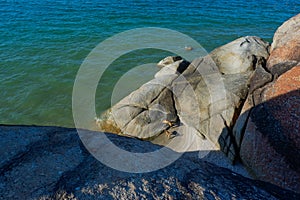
0;0;299;128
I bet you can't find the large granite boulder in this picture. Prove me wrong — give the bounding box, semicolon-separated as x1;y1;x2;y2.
98;37;270;160
0;125;298;199
173;37;269;161
239;67;300;192
234;14;300;192
267;13;300;75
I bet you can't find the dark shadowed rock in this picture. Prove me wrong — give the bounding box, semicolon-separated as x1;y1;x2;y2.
233;14;300;193
155;59;190;78
0;125;298;200
156;56;184;68
239;67;300;193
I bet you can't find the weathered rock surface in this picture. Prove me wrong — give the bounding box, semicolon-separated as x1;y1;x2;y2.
234;14;300;193
270;14;300;53
210;36;270;74
173;37;269;161
238;66;300;193
98;36;270;162
94;14;300;195
0;125;298;200
267;13;300;76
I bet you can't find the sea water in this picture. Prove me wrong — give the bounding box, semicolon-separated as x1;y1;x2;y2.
0;0;299;128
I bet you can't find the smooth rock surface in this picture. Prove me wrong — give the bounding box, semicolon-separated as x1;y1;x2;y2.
98;74;179;139
98;37;270;161
0;125;298;200
210;36;270;74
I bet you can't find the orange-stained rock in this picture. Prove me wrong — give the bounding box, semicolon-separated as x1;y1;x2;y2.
267;14;300;76
240;66;300;192
267;39;300;67
270;14;300;53
266;66;300;97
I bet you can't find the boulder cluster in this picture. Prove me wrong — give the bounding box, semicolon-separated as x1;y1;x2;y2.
1;14;299;199
98;14;300;192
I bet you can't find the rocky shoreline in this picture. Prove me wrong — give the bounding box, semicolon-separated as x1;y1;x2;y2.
1;14;299;199
98;13;300;193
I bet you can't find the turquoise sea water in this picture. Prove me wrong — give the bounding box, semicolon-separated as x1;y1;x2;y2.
0;0;299;128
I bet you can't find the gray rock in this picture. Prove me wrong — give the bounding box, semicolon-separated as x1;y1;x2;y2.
99;75;179;139
0;125;298;199
98;37;270;163
210;36;270;74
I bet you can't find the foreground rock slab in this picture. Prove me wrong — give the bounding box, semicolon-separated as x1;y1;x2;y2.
0;125;298;199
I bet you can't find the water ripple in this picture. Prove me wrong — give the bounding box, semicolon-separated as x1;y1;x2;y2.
0;0;299;127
